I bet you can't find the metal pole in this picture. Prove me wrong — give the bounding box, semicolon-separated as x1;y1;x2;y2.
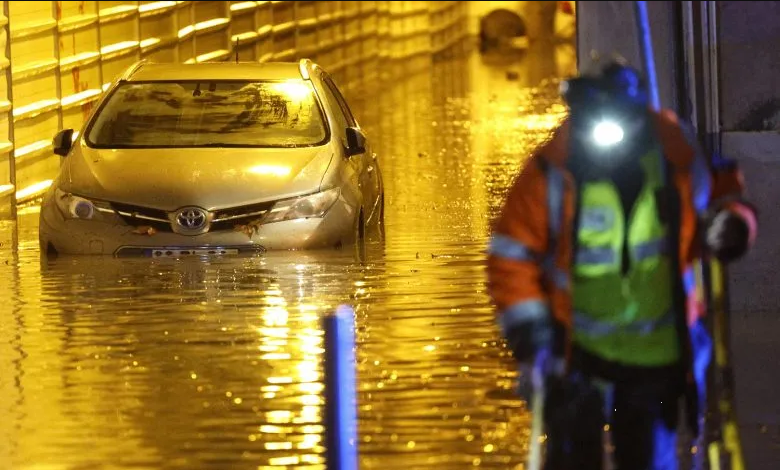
634;1;660;111
526;378;545;470
323;305;358;470
5;0;15;220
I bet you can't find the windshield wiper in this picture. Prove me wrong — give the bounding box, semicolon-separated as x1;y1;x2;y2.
196;143;244;147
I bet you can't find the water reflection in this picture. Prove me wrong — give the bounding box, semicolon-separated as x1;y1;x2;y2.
0;47;567;469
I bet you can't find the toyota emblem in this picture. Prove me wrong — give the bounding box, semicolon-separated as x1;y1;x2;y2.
175;207;208;231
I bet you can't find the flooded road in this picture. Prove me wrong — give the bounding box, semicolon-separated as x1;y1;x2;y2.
0;51;566;469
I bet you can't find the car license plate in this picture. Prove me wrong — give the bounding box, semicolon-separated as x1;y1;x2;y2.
147;248;240;258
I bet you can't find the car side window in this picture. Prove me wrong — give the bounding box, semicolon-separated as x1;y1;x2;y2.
323;75;357;127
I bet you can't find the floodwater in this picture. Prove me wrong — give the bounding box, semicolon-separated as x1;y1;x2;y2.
0;50;567;469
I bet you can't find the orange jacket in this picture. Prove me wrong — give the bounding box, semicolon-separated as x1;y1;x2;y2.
487;108;757;356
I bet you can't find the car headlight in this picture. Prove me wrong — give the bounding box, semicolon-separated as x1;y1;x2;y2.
53;187;108;220
264;187;341;223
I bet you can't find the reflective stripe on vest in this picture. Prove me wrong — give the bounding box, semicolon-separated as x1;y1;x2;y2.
574;309;676;337
499;299;549;335
576;238;667;266
488;234;536;262
545;164;567;291
487;234;570;291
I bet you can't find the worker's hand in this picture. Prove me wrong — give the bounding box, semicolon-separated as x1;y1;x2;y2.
705;210;750;263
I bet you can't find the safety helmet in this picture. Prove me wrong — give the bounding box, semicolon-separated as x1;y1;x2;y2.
561;60;649;109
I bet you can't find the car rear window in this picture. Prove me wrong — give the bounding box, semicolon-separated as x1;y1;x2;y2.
85;80;328;148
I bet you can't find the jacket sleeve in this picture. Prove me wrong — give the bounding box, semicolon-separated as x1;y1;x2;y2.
486;153;554;359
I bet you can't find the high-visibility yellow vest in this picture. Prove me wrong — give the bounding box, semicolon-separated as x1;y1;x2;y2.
572;150;680;366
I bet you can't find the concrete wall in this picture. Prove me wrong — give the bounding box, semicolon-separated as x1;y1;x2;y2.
0;0;469;215
576;1;679;109
717;3;780;467
718;2;780;131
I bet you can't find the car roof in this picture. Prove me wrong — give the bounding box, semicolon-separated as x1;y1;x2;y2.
125;61;312;82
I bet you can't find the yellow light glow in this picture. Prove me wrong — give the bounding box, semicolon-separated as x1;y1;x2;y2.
259;352;291;360
16;180;52;200
300;394;320;406
301;425;324;434
300;454;324;464
100;41;139;55
266;410;293;423
297;383;323;394
14;140;50;159
268;456;299;466
230;1;257;12
297;433;321;450
139;1;176;14
263;306;288;326
17;205;40;216
270;81;313;103
248;164;292;177
299;405;320;423
265;295;287;306
300;344;325;355
259;424;291;434
13;99;59;118
195;18;229;32
267;376;293;384
264;442;293;450
140;37;161;49
177;25;195;38
258;327;289;338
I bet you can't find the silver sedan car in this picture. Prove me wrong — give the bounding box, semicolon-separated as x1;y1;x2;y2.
39;59;384;257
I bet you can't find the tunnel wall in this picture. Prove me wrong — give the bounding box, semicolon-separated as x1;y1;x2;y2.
716;3;780;467
578;2;780;467
575;1;680;110
0;0;469;217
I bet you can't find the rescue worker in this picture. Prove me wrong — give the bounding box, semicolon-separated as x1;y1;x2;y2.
486;60;758;469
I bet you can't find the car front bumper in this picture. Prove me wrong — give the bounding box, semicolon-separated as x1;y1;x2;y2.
39;197;357;256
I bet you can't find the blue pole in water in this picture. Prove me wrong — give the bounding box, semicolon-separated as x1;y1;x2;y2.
323;305;358;470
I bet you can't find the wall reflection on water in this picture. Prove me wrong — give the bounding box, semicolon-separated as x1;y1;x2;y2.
0;46;569;469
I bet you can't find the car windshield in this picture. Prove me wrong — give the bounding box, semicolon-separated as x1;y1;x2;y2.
86;80;327;148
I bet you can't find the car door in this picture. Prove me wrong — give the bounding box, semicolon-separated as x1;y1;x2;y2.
321;74;380;219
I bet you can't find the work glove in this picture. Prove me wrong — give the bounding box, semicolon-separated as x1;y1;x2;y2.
516;347;555;404
705;210;750;263
506;321;563;403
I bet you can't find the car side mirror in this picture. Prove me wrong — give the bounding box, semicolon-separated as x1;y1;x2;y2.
53;129;75;157
345;127;366;157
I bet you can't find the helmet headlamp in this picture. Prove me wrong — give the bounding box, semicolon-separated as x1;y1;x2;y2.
592;121;624;147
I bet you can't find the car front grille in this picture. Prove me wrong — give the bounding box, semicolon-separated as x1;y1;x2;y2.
211;201;275;232
108;201;276;233
111;202;173;232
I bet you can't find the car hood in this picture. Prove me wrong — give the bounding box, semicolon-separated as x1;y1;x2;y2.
62;144;335;211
